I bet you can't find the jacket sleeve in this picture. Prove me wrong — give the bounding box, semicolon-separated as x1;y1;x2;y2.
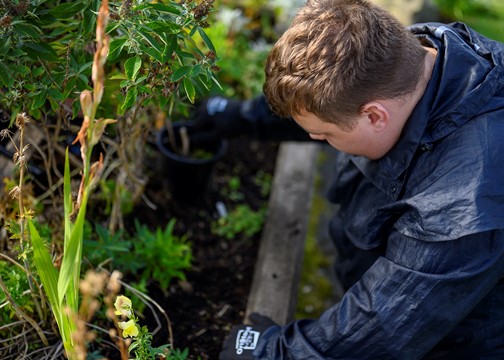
253;230;504;359
241;95;313;142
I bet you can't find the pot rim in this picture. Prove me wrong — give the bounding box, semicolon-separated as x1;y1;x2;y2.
156;121;228;165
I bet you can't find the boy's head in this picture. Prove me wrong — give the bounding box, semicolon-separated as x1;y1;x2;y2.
264;0;427;131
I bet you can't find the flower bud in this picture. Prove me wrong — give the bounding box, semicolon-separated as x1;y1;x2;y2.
80;90;93;118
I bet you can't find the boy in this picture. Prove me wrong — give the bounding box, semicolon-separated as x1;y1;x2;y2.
193;0;504;358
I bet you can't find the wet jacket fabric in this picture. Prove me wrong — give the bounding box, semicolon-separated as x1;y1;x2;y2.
246;22;504;359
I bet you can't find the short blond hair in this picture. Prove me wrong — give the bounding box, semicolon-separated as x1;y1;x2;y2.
264;0;427;129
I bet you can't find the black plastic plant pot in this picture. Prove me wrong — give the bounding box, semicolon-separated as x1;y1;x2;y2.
156;122;227;202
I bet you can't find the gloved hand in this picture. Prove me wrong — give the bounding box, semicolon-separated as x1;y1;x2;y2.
190;96;254;146
219;313;278;360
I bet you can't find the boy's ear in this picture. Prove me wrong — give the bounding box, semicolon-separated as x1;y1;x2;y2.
360;101;389;132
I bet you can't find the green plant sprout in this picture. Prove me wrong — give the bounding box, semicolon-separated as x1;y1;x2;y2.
253;170;273;197
212;204;267;240
133;219;192;291
222;175;244;201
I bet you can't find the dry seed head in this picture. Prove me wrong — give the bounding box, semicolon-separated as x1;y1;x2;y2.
206;50;216;61
192;0;215;21
15;0;30;15
15;112;30;128
120;0;133;18
0;15;13;28
9;186;21;199
0;129;12;141
15;152;27;167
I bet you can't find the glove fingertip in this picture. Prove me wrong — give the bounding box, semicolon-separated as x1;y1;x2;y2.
248;312;271;323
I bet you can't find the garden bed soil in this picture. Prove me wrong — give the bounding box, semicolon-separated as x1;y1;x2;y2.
128;136;280;359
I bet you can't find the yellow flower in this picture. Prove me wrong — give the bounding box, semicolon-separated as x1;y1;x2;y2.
118;319;139;338
114;295;133;317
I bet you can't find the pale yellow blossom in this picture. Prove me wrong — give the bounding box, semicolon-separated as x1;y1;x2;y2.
118;319;139;338
114;295;133;317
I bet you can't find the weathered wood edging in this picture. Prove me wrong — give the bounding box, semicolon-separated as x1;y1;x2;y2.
245;141;320;325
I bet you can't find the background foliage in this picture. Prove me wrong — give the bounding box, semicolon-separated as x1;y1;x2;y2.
434;0;504;42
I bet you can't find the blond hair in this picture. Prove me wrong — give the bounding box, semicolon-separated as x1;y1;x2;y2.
264;0;427;129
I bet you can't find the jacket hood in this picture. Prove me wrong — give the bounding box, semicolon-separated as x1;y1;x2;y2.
410;22;504;143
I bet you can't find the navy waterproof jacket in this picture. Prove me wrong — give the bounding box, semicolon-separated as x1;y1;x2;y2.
243;22;504;359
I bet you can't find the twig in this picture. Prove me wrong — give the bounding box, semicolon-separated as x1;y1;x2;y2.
13;114;46;326
140;193;158;211
179;126;190;157
164;118;178;153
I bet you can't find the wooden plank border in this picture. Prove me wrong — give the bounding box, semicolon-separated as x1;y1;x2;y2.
245;141;320;325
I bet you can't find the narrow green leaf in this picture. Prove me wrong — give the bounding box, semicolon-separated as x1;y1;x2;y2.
136;27;164;51
197;75;210;91
63;149;72;248
121;87;138;111
145;21;180;34
124;56;142;81
143;47;163;63
106;21;122;34
29;220;61;321
32;67;45;78
183;78;196;103
14;22;42;38
7;48;26;58
162;36;178;63
211;74;223;90
31;90;47;110
12;65;31;77
49;98;59;113
176;50;196;60
48;88;65;101
22;42;59;62
171;66;191;82
78;61;93;74
50;1;87;19
0;62;12;87
58;190;88;308
29;107;41;120
109;74;128;80
133;3;182;15
82;0;99;35
108;38;127;62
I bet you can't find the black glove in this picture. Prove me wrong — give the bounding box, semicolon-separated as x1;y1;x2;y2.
219;313;278;360
190;97;254;146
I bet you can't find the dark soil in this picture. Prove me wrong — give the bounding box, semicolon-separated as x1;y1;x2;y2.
129;136;280;359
